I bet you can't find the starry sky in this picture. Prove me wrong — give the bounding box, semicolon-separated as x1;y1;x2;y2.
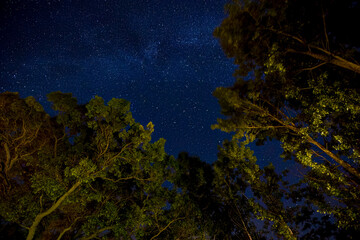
0;0;283;166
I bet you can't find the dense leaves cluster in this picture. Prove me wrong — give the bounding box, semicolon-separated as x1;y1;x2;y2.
0;92;218;239
213;0;360;238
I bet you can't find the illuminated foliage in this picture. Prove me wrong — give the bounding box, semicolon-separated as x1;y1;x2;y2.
0;92;190;240
213;0;360;238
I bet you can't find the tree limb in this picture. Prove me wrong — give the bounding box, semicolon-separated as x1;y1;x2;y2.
3;142;10;171
80;226;114;240
244;100;360;181
57;217;80;240
288;49;360;74
26;181;82;240
99;176;153;183
267;28;360;74
150;217;185;240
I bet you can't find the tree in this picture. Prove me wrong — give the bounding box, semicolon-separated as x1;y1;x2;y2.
214;139;295;239
173;152;264;239
213;0;360;237
0;92;188;239
215;138;360;239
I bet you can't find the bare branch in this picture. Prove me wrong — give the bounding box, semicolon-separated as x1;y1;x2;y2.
322;8;330;51
299;62;327;72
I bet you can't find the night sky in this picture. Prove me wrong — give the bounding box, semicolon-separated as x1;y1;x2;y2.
1;0;283;167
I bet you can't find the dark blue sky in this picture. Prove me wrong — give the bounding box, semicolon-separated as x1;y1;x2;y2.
1;0;283;167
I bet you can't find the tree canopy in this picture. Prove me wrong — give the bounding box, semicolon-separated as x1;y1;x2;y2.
1;0;360;239
0;92;201;239
213;0;360;238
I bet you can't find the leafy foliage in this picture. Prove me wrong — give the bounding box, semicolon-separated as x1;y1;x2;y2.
0;92;195;240
2;1;360;239
213;0;360;238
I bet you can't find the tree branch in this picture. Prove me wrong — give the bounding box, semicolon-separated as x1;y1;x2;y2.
3;142;11;171
57;217;80;240
244;100;360;181
99;176;153;183
305;135;360;180
80;226;114;240
150;217;185;240
299;62;327;72
267;28;360;74
288;49;360;74
26;181;82;240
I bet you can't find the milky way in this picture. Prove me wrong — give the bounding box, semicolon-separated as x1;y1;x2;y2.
1;0;283;166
